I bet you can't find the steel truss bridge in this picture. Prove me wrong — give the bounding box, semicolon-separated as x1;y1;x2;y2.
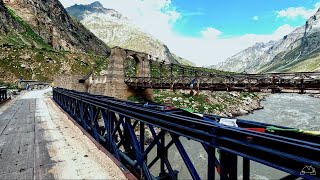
124;62;320;93
53;88;320;180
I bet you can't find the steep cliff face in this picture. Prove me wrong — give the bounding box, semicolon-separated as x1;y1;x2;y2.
214;8;320;73
303;9;320;53
0;1;109;83
259;9;320;72
66;2;182;64
4;0;110;55
0;0;24;33
0;0;52;49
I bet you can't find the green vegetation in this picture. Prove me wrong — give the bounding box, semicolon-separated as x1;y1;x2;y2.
124;57;138;78
154;90;258;114
0;7;109;83
0;46;109;82
127;95;143;102
3;7;53;50
258;40;320;73
153;91;224;113
150;90;259;114
0;81;19;89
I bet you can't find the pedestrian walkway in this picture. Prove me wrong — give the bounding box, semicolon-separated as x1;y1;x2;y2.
0;89;127;179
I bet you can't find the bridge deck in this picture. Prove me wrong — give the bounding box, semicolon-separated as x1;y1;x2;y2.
0;89;127;179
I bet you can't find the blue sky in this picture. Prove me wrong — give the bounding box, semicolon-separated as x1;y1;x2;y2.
171;0;317;38
60;0;320;66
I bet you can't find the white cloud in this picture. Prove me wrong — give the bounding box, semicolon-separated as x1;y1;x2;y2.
277;7;313;19
59;0;298;66
165;24;296;66
273;24;296;39
276;3;320;19
252;16;259;21
201;27;222;39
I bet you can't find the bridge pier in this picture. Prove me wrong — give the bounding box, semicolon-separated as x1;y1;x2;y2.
53;47;154;101
104;47;153;100
299;79;305;94
299;89;305;94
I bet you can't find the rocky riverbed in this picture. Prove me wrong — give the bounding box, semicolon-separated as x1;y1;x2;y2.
152;89;268;117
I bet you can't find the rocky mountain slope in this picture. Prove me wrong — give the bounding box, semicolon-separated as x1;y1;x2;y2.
0;0;51;49
259;9;320;73
67;2;189;64
4;0;110;55
212;41;276;73
0;1;109;83
172;53;196;66
0;0;23;33
214;8;320;73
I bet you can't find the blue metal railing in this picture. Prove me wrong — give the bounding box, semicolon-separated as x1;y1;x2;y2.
0;88;8;103
53;88;320;180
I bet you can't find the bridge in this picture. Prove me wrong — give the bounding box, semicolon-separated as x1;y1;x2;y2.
53;47;320;103
17;80;51;90
124;61;320;94
52;87;319;180
52;47;320;179
1;47;320;179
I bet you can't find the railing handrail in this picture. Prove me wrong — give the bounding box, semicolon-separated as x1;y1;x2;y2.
53;88;320;180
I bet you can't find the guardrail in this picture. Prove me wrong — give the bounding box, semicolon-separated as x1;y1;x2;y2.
53;88;320;180
0;88;8;103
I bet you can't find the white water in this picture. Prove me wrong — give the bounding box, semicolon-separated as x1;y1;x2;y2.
152;94;320;179
237;93;320;179
239;93;320;131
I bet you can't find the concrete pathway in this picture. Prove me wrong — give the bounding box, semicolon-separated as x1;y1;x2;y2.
0;89;127;179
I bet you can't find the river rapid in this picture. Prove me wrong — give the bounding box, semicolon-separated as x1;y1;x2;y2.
239;93;320;131
150;93;320;179
237;93;320;179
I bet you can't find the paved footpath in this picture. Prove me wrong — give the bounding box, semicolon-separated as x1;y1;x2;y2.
0;89;127;179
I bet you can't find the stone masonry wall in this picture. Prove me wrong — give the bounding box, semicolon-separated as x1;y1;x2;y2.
54;75;87;92
53;47;153;100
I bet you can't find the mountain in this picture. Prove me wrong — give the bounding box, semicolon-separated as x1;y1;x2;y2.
172;54;196;66
212;41;276;73
0;0;23;33
66;1;185;64
0;0;109;83
0;0;51;49
213;8;320;73
259;9;320;72
4;0;110;55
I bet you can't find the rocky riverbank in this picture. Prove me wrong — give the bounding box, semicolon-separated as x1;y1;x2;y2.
129;90;268;144
152;89;268;117
309;94;320;98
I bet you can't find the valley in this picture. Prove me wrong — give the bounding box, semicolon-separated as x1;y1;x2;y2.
0;1;320;180
214;8;320;74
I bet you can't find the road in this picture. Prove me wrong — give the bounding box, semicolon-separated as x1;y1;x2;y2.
0;89;127;179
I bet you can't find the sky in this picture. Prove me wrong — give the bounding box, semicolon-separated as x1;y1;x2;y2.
60;0;320;66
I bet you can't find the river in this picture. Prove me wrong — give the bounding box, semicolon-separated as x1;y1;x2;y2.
239;93;320;131
237;93;320;179
150;93;320;179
